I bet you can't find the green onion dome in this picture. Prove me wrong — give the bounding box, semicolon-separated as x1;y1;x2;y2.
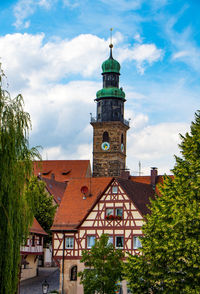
102;57;120;74
96;87;125;100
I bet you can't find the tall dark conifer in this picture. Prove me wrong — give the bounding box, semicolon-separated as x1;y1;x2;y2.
0;67;39;294
124;111;200;294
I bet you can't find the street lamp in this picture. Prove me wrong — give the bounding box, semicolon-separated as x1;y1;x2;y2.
42;279;49;294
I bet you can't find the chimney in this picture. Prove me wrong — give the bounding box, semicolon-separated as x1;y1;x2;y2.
151;167;158;189
51;173;55;180
120;169;130;180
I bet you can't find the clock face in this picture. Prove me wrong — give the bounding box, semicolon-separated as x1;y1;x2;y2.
101;142;110;151
121;143;124;152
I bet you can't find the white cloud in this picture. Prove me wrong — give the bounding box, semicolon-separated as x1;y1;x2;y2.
0;33;107;90
0;33;162;92
134;33;143;43
127;121;189;175
163;8;200;72
0;32;187;176
42;143;92;161
118;43;163;74
62;0;80;8
172;50;190;60
13;0;53;29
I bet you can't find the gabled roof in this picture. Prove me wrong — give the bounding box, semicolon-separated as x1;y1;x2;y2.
51;176;156;232
30;218;48;235
33;160;91;182
40;176;67;204
117;178;155;216
51;177;112;231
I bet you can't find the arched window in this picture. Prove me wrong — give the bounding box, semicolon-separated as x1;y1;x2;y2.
70;265;77;281
103;131;109;142
121;133;124;144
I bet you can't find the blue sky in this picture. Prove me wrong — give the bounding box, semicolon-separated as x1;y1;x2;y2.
0;0;199;175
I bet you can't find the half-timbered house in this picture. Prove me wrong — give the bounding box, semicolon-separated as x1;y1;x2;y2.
20;218;48;281
51;174;155;293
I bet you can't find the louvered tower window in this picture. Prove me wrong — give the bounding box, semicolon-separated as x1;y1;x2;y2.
103;131;109;142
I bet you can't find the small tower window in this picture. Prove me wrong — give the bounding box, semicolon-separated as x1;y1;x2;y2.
121;134;124;144
103;131;109;142
70;266;77;281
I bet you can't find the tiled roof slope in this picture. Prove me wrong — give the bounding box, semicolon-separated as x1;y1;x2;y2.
33;160;91;182
30;218;48;235
40;176;67;204
130;175;174;195
52;177;112;231
117;178;155;216
130;175;173;185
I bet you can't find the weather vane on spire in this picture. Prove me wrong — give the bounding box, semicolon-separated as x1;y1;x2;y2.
109;28;113;48
109;28;113;58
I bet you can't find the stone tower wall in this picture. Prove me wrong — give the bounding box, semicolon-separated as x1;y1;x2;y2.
91;121;129;177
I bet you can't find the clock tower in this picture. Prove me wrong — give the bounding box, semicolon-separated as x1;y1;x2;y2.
91;43;129;177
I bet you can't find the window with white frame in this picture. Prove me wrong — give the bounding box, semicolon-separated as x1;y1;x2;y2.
65;237;74;249
112;186;118;194
115;208;123;217
108;236;113;245
133;236;142;249
115;236;124;248
87;236;96;248
106;208;114;217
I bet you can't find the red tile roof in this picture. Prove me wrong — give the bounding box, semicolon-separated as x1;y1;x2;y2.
117;178;155;216
30;218;48;235
33;160;91;182
39;176;67;204
130;175;174;184
130;175;174;194
51;177;112;231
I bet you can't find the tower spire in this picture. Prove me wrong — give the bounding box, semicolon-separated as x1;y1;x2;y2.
109;28;113;58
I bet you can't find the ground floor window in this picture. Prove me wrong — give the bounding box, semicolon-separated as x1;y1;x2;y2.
108;236;113;245
133;236;142;249
70;265;77;281
115;236;124;248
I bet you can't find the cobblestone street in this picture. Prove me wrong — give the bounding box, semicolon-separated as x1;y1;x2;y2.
20;267;59;294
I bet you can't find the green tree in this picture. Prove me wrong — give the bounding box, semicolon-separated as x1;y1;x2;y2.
79;234;124;294
124;110;200;294
25;176;58;244
0;67;39;294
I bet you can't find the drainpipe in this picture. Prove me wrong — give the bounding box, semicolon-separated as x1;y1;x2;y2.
61;232;65;294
